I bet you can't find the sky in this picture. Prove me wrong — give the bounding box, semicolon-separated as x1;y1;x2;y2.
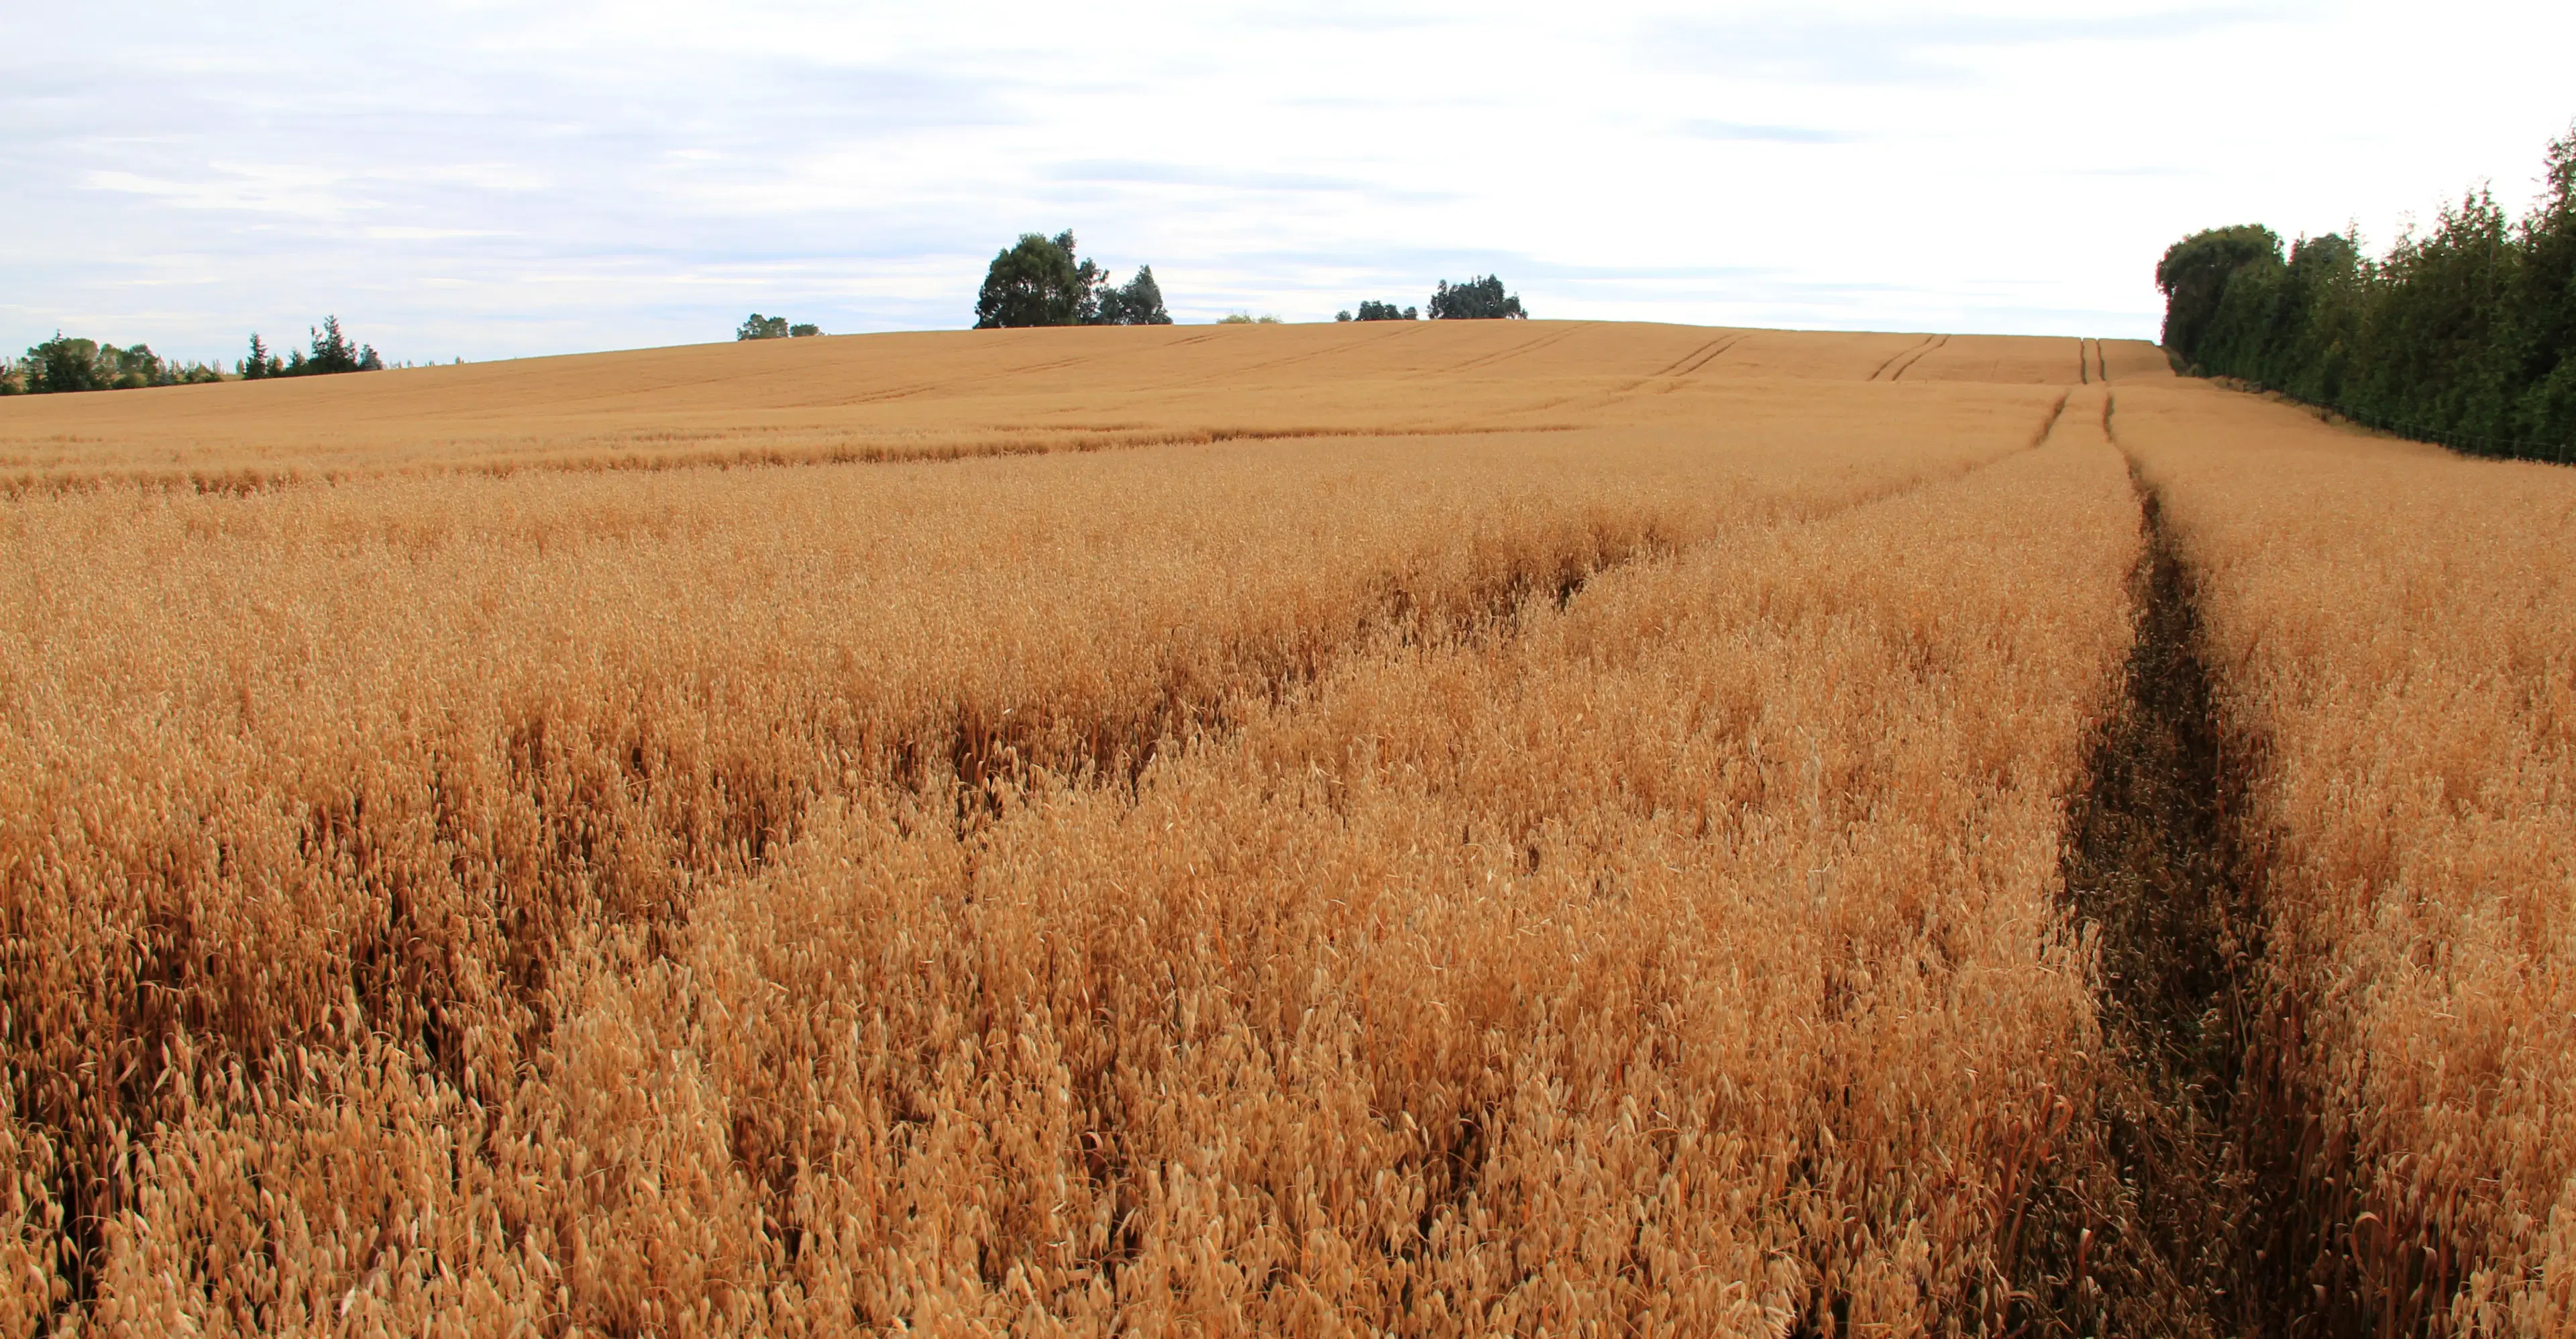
4;1;2572;366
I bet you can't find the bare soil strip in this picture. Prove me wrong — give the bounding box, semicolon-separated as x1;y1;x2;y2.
2046;468;2270;1336
2044;429;2377;1336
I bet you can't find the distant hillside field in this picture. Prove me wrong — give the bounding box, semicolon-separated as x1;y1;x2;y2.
0;323;2169;486
3;323;2568;1336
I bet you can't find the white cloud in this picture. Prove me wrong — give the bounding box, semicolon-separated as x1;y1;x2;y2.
1;0;2571;364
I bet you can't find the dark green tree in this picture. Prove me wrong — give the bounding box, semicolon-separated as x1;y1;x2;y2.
100;343;159;389
2511;126;2576;445
975;231;1100;328
1350;299;1416;321
25;335;107;393
303;316;380;374
2271;232;2365;400
973;231;1171;328
239;319;379;378
2154;225;2283;364
738;314;792;340
1097;266;1173;325
789;323;821;337
2365;191;2522;438
1426;276;1525;320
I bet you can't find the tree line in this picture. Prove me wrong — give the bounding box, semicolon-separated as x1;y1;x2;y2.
738;315;820;340
2157;123;2575;459
238;317;384;380
969;232;1532;327
1337;276;1528;323
0;335;223;394
1;317;385;395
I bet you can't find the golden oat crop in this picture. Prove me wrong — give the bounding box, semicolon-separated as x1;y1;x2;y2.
0;323;2367;1336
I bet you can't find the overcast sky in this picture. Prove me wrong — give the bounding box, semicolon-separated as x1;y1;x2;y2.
4;1;2571;364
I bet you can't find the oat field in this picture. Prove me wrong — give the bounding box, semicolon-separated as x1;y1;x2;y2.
0;322;2567;1336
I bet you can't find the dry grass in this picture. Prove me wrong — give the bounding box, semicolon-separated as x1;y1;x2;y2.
2115;383;2576;1336
0;326;2260;1334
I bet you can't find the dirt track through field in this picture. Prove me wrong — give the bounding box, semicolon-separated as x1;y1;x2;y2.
2052;439;2275;1336
2036;394;2428;1339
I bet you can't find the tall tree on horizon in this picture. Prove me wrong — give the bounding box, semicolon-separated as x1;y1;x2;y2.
1426;276;1527;320
974;232;1171;328
975;231;1103;328
1096;265;1173;325
2155;225;2284;363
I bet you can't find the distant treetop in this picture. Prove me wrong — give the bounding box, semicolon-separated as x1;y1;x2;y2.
974;231;1173;328
239;317;384;381
1336;300;1417;322
1428;276;1527;320
5;333;223;394
738;315;820;341
1099;266;1172;327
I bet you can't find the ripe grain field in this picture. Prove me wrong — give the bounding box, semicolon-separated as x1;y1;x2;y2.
0;323;2565;1336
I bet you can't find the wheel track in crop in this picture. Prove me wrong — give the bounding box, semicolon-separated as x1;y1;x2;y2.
1883;333;1949;382
1865;333;1939;381
2020;392;2396;1336
2074;337;2111;386
1441;321;1589;372
1141;320;1423;391
2035;445;2267;1335
1644;332;1736;379
1575;331;1754;406
1652;331;1752;390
